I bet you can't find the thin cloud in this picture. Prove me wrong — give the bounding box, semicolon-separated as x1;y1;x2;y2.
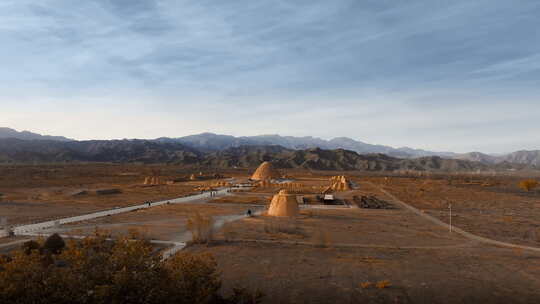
0;0;539;153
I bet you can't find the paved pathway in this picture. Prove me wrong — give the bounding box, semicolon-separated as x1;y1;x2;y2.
0;239;31;250
161;207;266;260
368;182;540;253
11;188;231;236
20;231;187;260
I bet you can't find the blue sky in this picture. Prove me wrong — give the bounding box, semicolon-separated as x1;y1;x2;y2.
1;0;539;153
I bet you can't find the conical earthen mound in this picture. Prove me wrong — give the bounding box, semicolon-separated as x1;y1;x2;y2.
251;161;281;181
268;189;299;217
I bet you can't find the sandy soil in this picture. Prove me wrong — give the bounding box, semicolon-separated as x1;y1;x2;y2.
218;208;466;248
3;165;540;303
43;203;253;242
360;176;540;247
187;241;540;304
210;194;272;205
187;203;540;303
0;164;242;225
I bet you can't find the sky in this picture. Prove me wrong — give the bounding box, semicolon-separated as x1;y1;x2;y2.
1;0;539;153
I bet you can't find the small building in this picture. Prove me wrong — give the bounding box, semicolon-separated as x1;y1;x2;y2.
323;194;334;203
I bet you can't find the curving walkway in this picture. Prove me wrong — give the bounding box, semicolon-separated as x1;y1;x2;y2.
367;182;540;253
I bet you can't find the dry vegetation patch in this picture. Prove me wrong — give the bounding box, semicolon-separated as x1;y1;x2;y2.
187;240;540;303
214;208;465;248
363;175;540;247
0;164;244;225
210;195;269;205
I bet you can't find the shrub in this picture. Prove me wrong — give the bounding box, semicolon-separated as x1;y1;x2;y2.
376;280;391;289
43;233;65;254
360;282;372;289
314;229;331;248
0;233;262;304
187;213;215;244
22;240;41;255
264;218;300;235
519;179;538;192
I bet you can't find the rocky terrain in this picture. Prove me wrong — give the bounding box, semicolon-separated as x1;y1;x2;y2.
159;133;540;167
158;132;425;158
0;139;503;172
0;138;201;164
1;128;538;169
456;150;540;167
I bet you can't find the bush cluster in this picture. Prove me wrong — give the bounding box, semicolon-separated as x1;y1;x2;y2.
519;179;538;192
0;233;262;304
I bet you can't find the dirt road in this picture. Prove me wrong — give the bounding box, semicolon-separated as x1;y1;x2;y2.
368;182;540;253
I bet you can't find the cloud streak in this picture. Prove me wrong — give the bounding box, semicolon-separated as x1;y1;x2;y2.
0;0;539;153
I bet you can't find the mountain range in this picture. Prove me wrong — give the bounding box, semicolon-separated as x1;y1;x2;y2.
0;138;200;164
158;133;539;167
0;138;499;172
157;132;458;158
1;128;539;168
0;127;73;142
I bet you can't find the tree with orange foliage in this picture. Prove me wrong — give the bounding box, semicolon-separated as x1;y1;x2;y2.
519;179;539;192
0;233;263;304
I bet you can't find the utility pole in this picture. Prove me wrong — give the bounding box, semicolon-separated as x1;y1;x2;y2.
449;203;452;233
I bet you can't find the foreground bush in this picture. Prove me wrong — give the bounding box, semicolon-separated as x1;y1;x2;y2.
0;234;262;304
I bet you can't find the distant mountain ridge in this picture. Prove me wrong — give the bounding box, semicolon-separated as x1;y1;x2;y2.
1;128;538;168
0;138;200;164
456;150;540;168
0;138;498;171
157;132;450;158
202;145;493;171
159;133;539;168
0;127;73;142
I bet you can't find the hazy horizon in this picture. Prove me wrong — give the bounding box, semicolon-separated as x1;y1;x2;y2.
2;1;539;153
3;126;538;155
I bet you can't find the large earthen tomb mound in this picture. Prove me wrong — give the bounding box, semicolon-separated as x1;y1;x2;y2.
267;189;299;217
251;161;281;181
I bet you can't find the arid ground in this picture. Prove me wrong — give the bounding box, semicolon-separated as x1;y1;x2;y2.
1;164;540;303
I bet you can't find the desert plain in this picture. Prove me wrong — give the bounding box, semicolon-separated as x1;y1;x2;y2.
1;164;540;303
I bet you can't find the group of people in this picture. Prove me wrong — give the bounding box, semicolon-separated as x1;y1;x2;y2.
143;187;254;219
144;201;170;207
